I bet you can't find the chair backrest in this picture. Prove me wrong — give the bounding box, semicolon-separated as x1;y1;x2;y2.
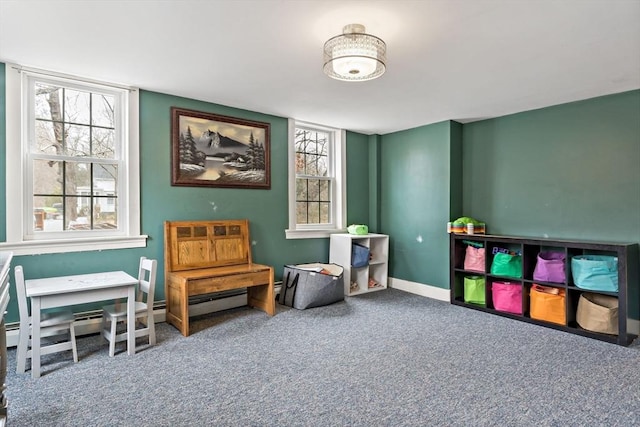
137;257;157;308
0;252;12;320
14;266;30;325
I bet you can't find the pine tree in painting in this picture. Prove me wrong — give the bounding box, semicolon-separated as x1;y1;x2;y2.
246;132;257;170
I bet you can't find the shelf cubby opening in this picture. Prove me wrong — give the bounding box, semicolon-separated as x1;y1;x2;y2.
452;274;465;302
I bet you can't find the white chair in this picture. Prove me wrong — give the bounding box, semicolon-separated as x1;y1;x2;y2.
15;266;78;375
101;257;157;357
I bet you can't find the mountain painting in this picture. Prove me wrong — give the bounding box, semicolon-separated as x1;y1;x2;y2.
171;107;271;189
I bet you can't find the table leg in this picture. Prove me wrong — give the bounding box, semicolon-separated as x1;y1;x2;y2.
31;297;41;379
127;285;135;355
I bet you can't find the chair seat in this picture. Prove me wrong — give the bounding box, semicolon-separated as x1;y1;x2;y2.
102;301;148;319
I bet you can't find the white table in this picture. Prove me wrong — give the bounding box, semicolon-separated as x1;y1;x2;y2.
25;271;137;378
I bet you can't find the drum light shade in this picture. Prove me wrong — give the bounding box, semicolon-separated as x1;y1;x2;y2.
323;24;386;82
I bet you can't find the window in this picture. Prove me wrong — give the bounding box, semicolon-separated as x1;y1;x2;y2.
285;119;346;239
3;65;146;255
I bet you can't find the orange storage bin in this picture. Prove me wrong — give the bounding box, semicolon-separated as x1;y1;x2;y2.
529;284;566;325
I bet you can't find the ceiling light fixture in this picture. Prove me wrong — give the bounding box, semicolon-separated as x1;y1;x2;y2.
323;23;386;82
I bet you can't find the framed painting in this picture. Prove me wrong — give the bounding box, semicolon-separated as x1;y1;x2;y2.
171;107;271;189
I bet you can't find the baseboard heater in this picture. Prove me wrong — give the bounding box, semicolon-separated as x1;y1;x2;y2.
5;283;281;348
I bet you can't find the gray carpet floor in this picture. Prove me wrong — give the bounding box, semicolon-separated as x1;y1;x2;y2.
5;288;640;426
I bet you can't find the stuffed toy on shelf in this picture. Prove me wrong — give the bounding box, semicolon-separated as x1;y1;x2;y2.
448;216;486;234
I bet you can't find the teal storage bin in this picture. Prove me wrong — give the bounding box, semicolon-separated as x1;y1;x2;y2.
571;255;618;292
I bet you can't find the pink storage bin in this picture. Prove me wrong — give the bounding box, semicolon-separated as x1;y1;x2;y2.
463;245;485;272
491;281;522;315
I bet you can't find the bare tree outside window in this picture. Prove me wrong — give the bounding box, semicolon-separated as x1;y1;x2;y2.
32;81;119;232
294;128;332;225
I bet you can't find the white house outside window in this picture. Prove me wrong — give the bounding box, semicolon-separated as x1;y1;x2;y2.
3;65;146;255
286;119;346;239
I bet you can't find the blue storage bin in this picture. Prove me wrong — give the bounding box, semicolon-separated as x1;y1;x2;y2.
571;255;618;292
351;243;370;268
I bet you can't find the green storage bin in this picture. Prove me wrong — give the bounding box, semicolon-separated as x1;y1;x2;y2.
464;276;486;305
490;252;522;278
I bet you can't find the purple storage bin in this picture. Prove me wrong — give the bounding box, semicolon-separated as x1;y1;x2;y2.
533;251;566;283
491;281;522;315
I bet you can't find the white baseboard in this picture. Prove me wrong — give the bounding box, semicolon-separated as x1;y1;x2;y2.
388;277;640;336
388;277;450;301
4;291;259;348
188;294;248;317
6;282;638;347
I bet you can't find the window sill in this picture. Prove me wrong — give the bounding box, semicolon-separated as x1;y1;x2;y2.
285;229;346;240
0;235;148;256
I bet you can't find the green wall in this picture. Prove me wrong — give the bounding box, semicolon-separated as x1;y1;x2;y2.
138;90;337;274
463;91;640;318
379;121;462;287
367;134;382;232
345;131;370;228
0;68;371;323
2;58;639;322
462;91;640;242
378;91;639;296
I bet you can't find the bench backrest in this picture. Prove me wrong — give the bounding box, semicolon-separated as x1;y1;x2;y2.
164;220;252;272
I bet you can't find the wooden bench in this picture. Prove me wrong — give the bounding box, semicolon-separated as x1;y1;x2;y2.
164;219;275;337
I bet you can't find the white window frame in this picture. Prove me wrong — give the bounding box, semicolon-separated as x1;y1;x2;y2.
2;64;147;255
285;119;346;239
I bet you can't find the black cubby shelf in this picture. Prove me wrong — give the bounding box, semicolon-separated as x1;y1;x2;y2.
450;233;639;346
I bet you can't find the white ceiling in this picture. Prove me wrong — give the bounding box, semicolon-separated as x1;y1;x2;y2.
1;0;639;135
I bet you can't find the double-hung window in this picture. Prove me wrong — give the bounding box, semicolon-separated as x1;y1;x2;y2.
3;65;146;255
286;119;346;239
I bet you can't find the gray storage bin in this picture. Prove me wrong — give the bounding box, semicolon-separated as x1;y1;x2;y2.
279;263;344;309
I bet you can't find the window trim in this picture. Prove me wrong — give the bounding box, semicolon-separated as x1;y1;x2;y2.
2;64;147;255
285;119;346;239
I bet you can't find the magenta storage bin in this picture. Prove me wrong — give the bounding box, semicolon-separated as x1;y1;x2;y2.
491;281;522;315
533;251;566;283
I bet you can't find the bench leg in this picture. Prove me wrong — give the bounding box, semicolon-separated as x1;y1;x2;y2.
247;267;275;316
166;279;191;337
180;286;189;337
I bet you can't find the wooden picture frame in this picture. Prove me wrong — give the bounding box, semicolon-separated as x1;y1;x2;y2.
171;107;271;189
